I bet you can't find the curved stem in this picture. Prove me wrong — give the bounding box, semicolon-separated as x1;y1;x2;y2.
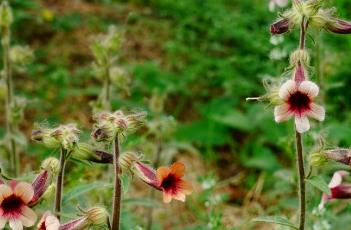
112;135;121;230
55;148;67;220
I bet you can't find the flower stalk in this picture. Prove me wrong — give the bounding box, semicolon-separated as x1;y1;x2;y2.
111;135;122;230
55;147;67;220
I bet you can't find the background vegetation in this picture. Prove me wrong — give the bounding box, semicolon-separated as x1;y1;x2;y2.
2;0;351;229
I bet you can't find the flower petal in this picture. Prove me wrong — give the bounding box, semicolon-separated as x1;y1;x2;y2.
307;103;325;121
295;116;310;133
173;192;186;202
0;184;12;204
14;182;34;204
279;80;297;100
274;104;293;122
9;219;23;230
329;171;349;188
298;81;319;98
170;162;185;178
19;206;37;227
156;167;171;182
45;215;60;230
162;192;172;203
0;217;7;229
179;181;193;195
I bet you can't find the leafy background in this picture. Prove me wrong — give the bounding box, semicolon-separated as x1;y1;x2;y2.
2;0;351;229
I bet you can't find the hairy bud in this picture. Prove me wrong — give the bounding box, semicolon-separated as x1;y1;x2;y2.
41;157;60;176
72;143;113;164
310;152;328;167
290;49;310;66
119;152;143;172
84;207;109;226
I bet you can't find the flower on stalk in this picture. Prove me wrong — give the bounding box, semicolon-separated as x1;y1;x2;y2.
71;143;113;164
37;212;59;230
0;181;37;229
319;171;351;209
91;110;146;142
274;66;325;133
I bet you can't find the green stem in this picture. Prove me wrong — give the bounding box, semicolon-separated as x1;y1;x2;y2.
112;135;121;230
55;148;67;220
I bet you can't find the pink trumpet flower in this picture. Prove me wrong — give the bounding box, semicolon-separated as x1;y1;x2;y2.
37;212;60;230
0;181;37;230
319;171;351;209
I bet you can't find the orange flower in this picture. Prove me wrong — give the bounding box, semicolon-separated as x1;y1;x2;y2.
156;162;192;203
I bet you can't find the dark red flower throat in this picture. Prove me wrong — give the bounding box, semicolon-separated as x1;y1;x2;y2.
288;91;311;115
1;195;24;217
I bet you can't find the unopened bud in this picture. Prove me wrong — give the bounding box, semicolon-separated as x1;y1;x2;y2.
84;207;109;226
31;129;61;149
0;1;12;30
310;152;328;167
41;157;60;176
10;45;34;65
325;149;351;166
41;183;56;201
290;49;310;66
119;152;142;172
72;143;113;164
51;124;80;150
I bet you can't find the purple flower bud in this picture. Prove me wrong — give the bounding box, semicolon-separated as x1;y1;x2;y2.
92;150;113;164
325;149;351;166
29;170;49;206
270;18;290;34
134;162;161;190
326;19;351;34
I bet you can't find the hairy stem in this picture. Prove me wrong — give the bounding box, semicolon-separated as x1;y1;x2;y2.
146;140;162;230
55;148;67;220
112;135;121;230
296;17;307;230
2;28;18;177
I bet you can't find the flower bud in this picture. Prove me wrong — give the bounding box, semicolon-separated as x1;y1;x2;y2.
119;152;142;172
324;149;351;166
51;124;80;150
84;207;109;226
72;143;113;164
290;49;310;66
30;170;49;206
301;0;323;18
271;18;290;34
310;152;328;167
41;157;60;176
10;45;34;65
41;183;56;201
0;1;12;30
293;64;308;83
31;128;61;149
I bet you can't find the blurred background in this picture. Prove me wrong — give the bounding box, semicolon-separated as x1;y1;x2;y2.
2;0;351;229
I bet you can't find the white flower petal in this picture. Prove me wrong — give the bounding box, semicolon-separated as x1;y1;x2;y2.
9;219;22;230
45;215;60;230
173;193;186;202
329;171;349;188
295;116;310;133
0;185;12;204
0;217;7;229
298;81;319;98
19;206;37;227
279;80;297;100
274;104;293;122
307;103;325;121
162;192;172;203
14;182;34;204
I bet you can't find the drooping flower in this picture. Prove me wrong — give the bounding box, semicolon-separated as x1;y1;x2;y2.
0;181;37;229
309;8;351;34
274;77;325;133
37;212;59;230
319;171;351;209
156;162;193;203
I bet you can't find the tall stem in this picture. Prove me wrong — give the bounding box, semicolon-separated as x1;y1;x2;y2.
112;135;121;230
55;148;67;220
2;28;18;176
146;140;162;230
296;17;307;230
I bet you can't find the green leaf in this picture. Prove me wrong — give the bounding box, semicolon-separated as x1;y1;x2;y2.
62;182;113;203
306;176;331;195
252;216;298;229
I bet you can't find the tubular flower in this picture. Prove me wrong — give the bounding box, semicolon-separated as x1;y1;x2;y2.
319;171;351;209
0;181;37;229
29;171;49;206
156;162;193;203
274;79;325;133
309;8;351;34
37;212;59;230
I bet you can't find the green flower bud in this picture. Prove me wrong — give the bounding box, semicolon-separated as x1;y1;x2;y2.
41;157;60;176
310;152;328;167
119;152;143;173
41;183;56;200
0;1;12;30
84;207;109;226
51;124;80;150
290;49;310;67
10;45;34;65
31;128;61;149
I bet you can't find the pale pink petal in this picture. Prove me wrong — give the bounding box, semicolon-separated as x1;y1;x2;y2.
179;181;193;195
274;104;293;122
45;215;60;230
298;81;319;98
0;217;7;229
162;192;172;203
14;182;34;204
318;194;330;210
173;193;186;202
279;80;297;100
329;171;349;188
9;219;23;230
295;116;310;133
307;103;325;121
0;184;12;204
19;206;37;227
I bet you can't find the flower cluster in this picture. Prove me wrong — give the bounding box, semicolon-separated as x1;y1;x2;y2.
91;110;146;142
271;0;351;35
